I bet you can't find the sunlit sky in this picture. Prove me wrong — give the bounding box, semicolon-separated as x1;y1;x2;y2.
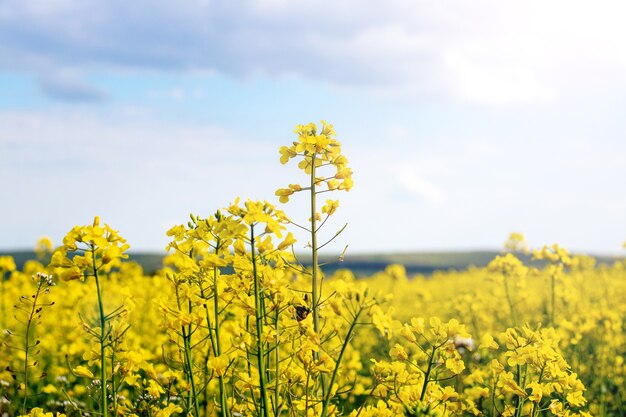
1;1;626;255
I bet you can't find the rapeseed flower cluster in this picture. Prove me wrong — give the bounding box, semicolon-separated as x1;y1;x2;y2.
275;120;353;204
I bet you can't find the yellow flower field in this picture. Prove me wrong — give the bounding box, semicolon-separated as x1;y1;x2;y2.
1;122;624;417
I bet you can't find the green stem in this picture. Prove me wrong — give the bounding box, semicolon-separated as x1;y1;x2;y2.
309;154;328;399
531;368;545;417
420;346;437;402
321;306;362;417
93;248;108;417
200;288;218;358
251;225;271;417
21;280;43;413
176;285;200;417
274;304;281;417
515;364;524;417
353;382;380;417
213;266;229;417
213;269;221;356
305;371;311;415
111;347;118;417
310;154;320;337
490;378;497;417
200;287;217;413
182;325;201;417
200;265;226;415
245;316;261;416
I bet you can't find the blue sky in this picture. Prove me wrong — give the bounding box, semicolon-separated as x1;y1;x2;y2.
1;0;626;255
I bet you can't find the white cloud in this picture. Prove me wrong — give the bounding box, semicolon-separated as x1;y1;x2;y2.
3;1;626;104
391;165;447;205
443;44;554;105
0;109;281;251
38;70;107;101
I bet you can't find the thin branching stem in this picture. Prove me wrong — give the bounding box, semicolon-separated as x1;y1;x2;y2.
92;247;108;417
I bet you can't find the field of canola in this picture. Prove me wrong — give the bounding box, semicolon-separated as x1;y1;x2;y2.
1;122;625;417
